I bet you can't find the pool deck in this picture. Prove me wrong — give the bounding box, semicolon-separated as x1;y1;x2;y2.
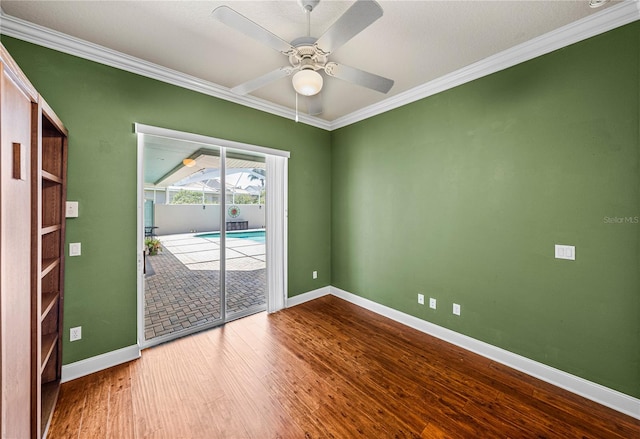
144;232;266;340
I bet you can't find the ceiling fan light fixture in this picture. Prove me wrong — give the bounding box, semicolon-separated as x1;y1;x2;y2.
183;158;196;167
292;69;323;96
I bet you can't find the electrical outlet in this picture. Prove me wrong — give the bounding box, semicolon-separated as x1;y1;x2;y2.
70;326;82;341
453;303;461;316
312;270;318;279
429;298;437;309
418;293;424;305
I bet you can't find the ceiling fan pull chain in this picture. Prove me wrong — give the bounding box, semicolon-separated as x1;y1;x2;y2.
295;92;299;123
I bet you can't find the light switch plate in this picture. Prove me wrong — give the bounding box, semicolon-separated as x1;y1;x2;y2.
453;303;461;316
69;242;81;256
555;244;575;260
66;201;79;218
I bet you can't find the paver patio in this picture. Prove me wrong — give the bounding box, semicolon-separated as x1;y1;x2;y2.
144;233;266;340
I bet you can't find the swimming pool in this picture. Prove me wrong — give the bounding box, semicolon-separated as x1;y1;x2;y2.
195;230;265;243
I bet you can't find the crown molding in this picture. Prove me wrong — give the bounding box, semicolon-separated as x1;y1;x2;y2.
331;0;640;130
0;11;331;131
1;2;638;132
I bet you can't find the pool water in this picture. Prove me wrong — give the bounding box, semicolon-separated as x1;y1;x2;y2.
195;230;265;243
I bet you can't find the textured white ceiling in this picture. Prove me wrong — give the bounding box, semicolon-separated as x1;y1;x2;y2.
1;1;619;121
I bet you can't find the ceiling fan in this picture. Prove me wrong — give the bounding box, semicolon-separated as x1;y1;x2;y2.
212;0;394;116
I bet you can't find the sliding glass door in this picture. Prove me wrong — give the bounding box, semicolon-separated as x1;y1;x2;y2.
141;137;226;344
224;150;267;320
136;124;288;348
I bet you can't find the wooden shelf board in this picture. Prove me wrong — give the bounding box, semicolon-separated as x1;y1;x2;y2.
40;333;57;371
41;292;59;322
41;380;60;437
41;170;63;184
41;224;61;235
41;258;60;278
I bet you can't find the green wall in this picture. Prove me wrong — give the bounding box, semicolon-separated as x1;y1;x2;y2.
331;21;639;398
2;37;332;364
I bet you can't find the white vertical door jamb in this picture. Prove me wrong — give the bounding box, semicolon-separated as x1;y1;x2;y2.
136;133;145;347
266;155;288;313
220;147;227;320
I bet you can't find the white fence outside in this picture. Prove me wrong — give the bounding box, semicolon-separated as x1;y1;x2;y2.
154;204;265;235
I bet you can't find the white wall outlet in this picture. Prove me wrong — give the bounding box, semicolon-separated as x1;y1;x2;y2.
418;293;425;305
65;201;79;218
453;303;461;316
429;298;437;309
312;270;318;279
70;326;82;341
69;242;81;256
555;244;575;260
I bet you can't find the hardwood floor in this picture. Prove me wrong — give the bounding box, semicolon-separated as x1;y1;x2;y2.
47;295;640;438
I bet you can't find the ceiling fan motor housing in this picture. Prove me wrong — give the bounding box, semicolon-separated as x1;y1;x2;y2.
289;37;326;72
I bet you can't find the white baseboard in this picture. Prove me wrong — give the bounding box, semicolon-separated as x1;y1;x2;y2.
286;285;331;308
328;286;640;420
61;344;141;383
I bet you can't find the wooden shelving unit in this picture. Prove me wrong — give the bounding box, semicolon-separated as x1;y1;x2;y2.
1;42;68;439
31;99;68;439
1;43;38;439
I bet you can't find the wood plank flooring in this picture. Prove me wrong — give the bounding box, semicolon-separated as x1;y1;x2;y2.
47;295;640;438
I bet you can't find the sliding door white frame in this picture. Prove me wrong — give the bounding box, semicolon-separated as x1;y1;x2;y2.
266;155;288;312
135;123;289;348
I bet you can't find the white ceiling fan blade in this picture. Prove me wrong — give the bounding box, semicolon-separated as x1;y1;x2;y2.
315;0;383;55
231;67;294;95
306;93;323;116
212;6;294;54
324;62;393;94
